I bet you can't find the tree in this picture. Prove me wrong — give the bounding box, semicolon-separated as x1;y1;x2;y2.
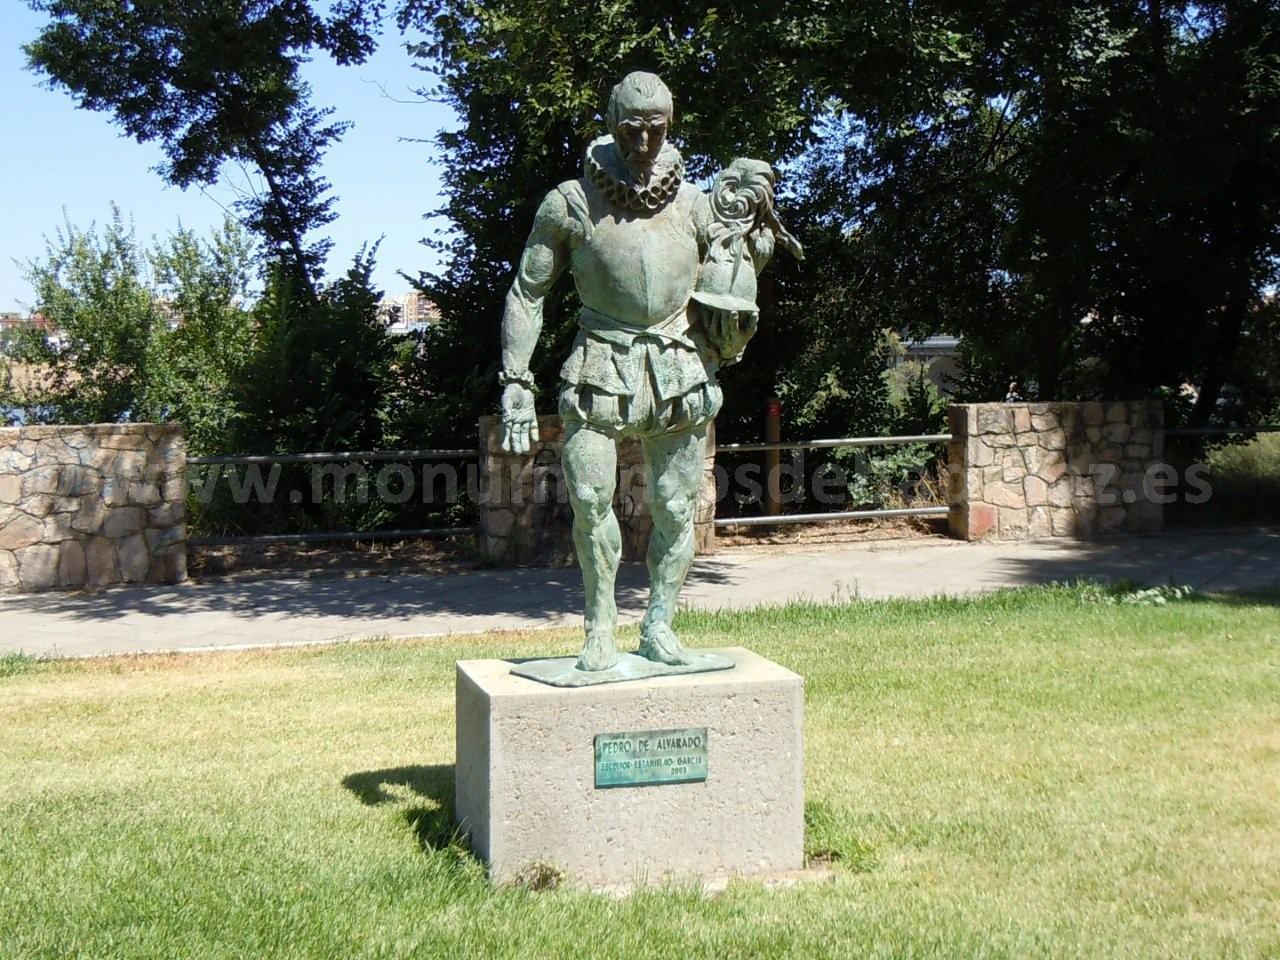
229;249;398;459
1091;2;1280;426
5;210;258;451
9;208;161;425
400;1;1280;443
203;249;406;536
392;0;952;444
148;220;260;453
25;0;384;298
822;2;1280;420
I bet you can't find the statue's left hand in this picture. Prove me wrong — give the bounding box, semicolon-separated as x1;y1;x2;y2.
705;307;759;365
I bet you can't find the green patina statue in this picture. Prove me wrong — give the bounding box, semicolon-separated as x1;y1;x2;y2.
499;72;801;684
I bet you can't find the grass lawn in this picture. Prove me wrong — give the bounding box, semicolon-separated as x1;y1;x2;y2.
1;585;1277;959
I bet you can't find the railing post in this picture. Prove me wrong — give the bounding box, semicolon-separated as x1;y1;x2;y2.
764;396;782;516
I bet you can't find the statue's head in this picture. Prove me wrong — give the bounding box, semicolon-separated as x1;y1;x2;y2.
606;72;673;176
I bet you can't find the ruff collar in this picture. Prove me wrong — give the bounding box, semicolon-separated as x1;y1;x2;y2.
585;135;684;212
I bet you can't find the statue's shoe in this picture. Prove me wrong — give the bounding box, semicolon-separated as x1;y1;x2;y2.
576;632;619;672
636;623;692;666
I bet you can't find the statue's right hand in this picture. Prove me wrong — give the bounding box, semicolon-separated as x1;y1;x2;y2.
500;383;539;454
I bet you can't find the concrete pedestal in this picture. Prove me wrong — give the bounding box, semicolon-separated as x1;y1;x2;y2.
455;647;804;887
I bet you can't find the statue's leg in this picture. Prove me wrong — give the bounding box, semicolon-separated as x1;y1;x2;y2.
562;420;622;671
636;423;708;665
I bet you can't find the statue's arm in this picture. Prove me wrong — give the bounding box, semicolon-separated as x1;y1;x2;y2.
502;190;571;380
499;189;572;454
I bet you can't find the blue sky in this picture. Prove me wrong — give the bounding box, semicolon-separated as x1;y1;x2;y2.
1;4;455;311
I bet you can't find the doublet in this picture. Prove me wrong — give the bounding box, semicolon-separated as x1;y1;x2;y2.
554;139;721;438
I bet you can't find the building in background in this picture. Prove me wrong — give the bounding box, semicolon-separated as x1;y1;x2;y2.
0;311;66;352
377;291;439;336
0;311;52;333
893;333;962;395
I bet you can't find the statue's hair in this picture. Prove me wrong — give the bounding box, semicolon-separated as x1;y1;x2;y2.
606;71;673;129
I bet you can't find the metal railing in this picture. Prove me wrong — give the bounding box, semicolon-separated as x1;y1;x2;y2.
190;526;479;547
713;432;951;529
186;447;481;547
715;506;950;528
1163;424;1280;437
187;447;479;465
715;433;949;453
187;433;954;544
183;421;1279;545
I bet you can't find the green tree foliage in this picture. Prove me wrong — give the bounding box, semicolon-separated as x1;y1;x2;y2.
147;222;259;453
22;2;422;535
192;251;407;536
392;0;947;444
8;209;160;425
230;251;397;459
400;1;1280;443
9;213;414;535
5;210;257;453
25;0;384;296
815;3;1280;422
885;362;949;438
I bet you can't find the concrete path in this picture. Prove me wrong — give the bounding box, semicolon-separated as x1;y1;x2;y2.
1;529;1276;659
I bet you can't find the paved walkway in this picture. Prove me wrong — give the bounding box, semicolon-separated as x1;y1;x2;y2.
1;529;1276;659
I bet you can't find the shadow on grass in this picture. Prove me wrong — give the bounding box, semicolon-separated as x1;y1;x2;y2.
342;764;473;858
1192;586;1280;607
985;528;1280;598
1073;580;1280;609
342;764;454;806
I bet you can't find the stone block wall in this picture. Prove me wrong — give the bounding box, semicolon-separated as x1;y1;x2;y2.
948;401;1164;540
0;424;187;591
478;415;716;565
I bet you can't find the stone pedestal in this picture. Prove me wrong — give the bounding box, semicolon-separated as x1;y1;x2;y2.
455;647;804;887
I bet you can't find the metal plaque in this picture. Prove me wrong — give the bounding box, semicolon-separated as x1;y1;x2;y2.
594;727;708;788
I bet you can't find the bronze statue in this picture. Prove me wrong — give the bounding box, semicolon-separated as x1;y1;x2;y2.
498;72;801;677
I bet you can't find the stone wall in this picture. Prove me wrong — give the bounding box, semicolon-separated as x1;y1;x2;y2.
478;415;716;564
0;424;187;591
948;401;1164;540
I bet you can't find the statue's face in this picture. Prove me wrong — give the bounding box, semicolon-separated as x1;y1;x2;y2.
614;111;669;174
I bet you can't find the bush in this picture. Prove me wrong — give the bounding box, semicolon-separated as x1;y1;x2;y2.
193;251;408;537
4;210;256;451
1198;432;1280;523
